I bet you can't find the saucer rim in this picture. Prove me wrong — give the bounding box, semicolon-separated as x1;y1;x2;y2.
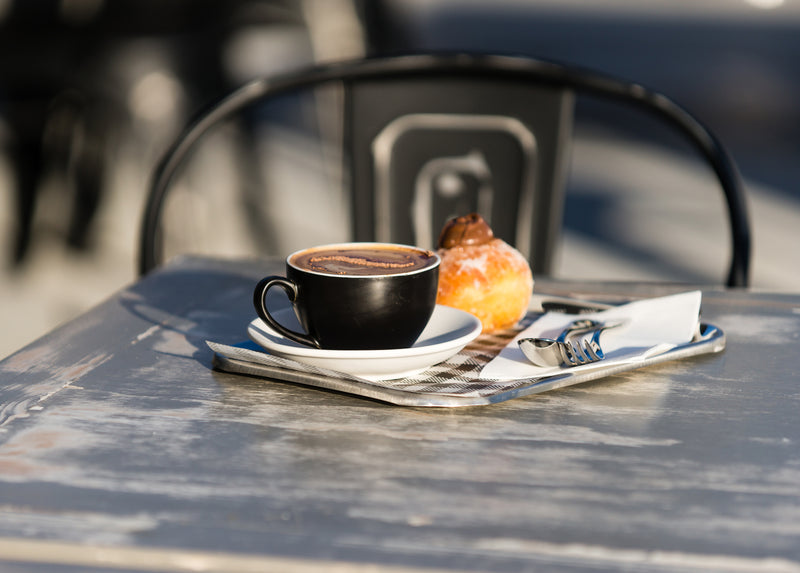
248;304;481;359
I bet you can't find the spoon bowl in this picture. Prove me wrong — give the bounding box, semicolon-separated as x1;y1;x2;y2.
517;337;563;367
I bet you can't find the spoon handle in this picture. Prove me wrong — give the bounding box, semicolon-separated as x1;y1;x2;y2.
556;319;626;343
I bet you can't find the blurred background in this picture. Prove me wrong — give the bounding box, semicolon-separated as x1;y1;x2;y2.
2;0;800;358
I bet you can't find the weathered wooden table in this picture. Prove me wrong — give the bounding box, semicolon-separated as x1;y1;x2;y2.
2;256;799;572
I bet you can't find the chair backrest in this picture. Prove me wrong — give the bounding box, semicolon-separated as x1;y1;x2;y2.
346;70;572;273
139;54;751;287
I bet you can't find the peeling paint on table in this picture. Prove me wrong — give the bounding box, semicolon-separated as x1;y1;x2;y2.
1;257;799;572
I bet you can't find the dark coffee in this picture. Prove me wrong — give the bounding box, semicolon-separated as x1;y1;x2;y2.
254;243;440;350
290;245;437;276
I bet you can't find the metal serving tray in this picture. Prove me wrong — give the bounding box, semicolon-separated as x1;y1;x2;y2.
209;319;725;408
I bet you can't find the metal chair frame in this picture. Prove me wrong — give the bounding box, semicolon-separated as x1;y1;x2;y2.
139;53;751;287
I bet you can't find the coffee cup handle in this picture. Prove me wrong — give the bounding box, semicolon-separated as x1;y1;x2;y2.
253;276;320;349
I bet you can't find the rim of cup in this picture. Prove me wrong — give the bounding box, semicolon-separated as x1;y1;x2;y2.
286;242;440;278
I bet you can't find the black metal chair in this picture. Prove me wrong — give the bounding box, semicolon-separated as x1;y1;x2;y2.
138;53;751;287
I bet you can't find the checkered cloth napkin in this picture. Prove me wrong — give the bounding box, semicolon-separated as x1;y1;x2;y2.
208;315;538;399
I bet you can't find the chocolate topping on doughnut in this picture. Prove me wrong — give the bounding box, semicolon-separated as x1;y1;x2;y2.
437;213;494;249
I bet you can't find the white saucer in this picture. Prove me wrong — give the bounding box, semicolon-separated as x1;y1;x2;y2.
247;304;482;381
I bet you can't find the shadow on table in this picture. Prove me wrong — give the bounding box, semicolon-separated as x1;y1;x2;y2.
119;266;262;364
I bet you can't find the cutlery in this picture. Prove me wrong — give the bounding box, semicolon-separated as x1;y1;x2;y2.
518;319;625;368
532;294;615;314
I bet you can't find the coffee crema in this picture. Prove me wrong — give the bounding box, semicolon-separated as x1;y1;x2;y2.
291;245;438;276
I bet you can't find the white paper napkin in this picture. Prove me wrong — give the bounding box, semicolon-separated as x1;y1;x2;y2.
480;290;702;381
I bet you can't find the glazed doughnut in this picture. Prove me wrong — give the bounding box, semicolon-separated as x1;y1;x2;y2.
436;214;533;333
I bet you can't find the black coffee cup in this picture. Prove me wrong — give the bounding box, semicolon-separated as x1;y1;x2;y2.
253;242;440;350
